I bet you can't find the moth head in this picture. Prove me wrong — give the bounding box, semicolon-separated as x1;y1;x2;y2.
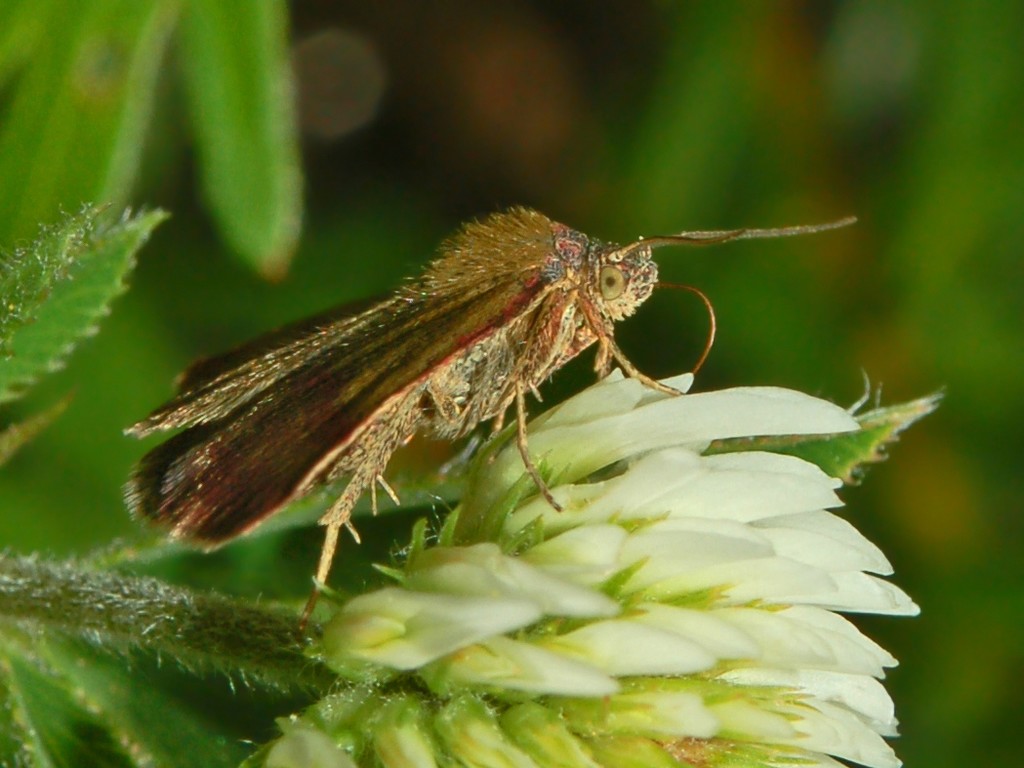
590;240;658;321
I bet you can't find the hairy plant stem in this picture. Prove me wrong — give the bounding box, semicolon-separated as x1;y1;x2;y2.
0;553;333;689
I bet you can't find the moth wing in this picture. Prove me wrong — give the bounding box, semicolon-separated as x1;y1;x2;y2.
130;207;560;437
125;276;550;541
176;296;380;392
127;297;394;436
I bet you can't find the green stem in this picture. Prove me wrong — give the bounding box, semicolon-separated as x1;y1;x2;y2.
0;553;333;689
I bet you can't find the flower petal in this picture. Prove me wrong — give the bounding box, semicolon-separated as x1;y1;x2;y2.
266;724;356;768
438;636;619;696
505;449;845;536
785;699;901;768
324;588;541;669
560;690;719;739
407;543;619;618
629;604;763;660
492;383;857;492
372;697;439;768
707;696;799;740
520;524;628;586
435;697;537;768
628;553;918;618
719;668;898;735
751;511;894;575
529;370;686;430
714;607;898;676
542;619;717;676
501;702;604;768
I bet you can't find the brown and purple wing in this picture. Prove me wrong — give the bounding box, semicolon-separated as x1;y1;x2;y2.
173;297;380;394
125;271;553;543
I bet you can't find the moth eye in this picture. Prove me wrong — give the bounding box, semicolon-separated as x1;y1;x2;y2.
599;265;626;300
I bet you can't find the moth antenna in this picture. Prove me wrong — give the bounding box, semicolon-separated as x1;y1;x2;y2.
656;282;717;374
610;216;853;375
618;215;857;256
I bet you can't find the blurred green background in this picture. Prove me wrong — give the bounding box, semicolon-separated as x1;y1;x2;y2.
1;1;1021;765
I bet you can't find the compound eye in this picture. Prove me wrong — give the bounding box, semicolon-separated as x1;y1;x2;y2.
599;265;626;300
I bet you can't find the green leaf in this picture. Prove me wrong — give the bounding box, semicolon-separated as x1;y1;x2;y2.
0;0;179;244
0;207;168;403
1;632;271;768
0;0;49;87
41;639;255;768
843;394;945;478
0;206;93;355
1;648;135;767
0;397;70;467
0;662;25;765
707;393;943;483
178;0;302;278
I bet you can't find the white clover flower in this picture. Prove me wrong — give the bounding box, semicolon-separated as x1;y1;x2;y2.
272;371;923;768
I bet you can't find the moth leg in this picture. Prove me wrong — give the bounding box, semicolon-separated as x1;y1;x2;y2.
301;473;369;625
367;472;400;515
600;334;684;398
594;336;614;377
515;381;563;512
376;474;400;506
581;300;683;397
426;379;464;425
302;394;423;626
302;520;340;627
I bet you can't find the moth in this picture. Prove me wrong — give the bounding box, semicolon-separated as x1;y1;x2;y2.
125;208;853;615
